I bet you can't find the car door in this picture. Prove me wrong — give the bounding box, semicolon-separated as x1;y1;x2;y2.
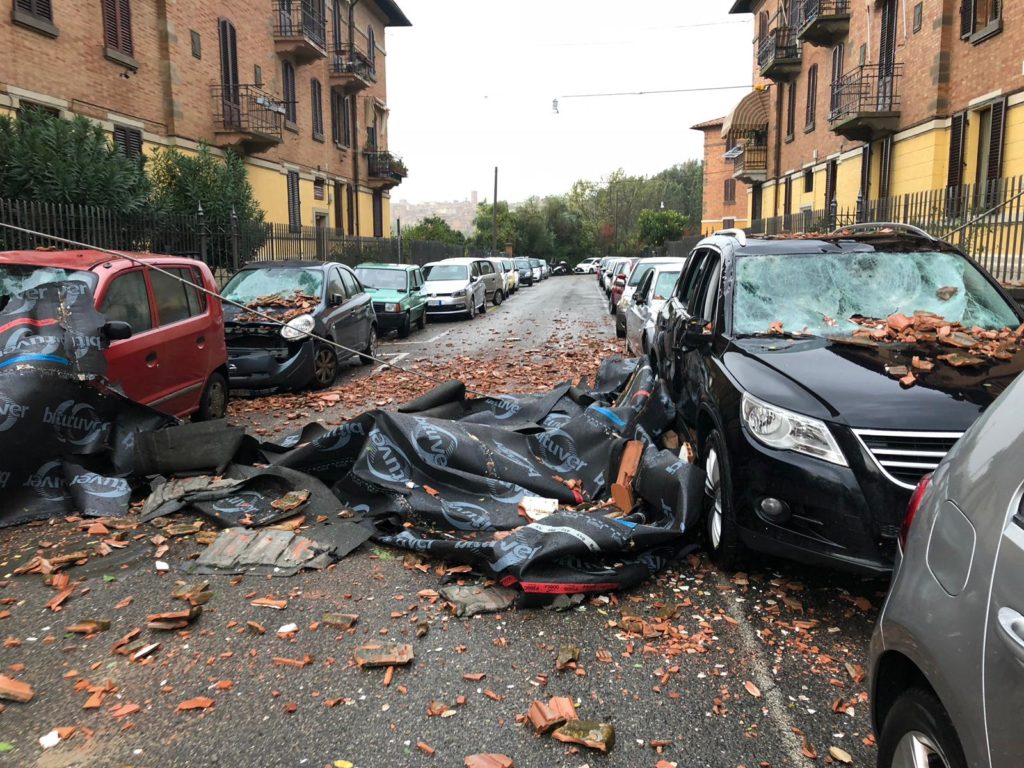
98;268;158;405
656;249;706;380
627;269;655;355
409;269;426;319
469;262;485;307
478;260;499;298
340;266;373;350
675;252;722;428
321;267;347;346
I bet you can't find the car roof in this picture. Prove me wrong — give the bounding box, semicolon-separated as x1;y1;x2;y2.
698;227;963;258
437;257;481;265
355;262;417;271
0;249;205;271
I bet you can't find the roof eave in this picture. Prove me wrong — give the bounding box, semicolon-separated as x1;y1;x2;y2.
371;0;412;27
729;0;755;13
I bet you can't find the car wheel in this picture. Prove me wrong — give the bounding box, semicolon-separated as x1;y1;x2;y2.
193;372;228;421
878;688;967;768
398;312;412;339
493;289;503;307
608;298;617;316
479;295;487;314
359;326;377;366
310;344;339;388
416;310;427;330
466;298;476;320
615;315;626;338
703;430;743;568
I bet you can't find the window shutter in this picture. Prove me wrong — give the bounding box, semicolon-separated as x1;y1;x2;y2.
859;142;873;199
283;62;296;122
947;112;966;188
960;0;975;38
877;136;893;200
987;98;1007;183
805;65;817;128
18;0;53;20
287;171;301;230
311;79;323;137
825;160;837;208
102;0;119;49
118;0;133;55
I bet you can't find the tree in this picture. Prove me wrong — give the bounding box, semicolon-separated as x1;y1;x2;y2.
402;216;465;246
637;209;688;247
148;144;263;224
469;201;517;253
0;110;150;212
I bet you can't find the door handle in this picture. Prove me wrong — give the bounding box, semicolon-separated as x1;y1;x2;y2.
145;352;158;367
997;607;1024;662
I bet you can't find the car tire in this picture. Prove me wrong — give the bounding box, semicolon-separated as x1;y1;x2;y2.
466;299;476;320
615;315;626;338
193;372;228;421
310;344;339;388
877;688;967;768
416;310;427;330
479;296;487;314
493;290;504;307
608;298;617;316
703;429;743;569
359;326;377;366
398;312;412;339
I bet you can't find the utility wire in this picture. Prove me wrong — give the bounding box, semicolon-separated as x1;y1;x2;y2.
560;84;752;100
0;221;488;397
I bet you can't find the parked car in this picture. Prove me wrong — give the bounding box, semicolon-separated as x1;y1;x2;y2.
514;257;535;287
0;250;229;420
353;263;427;338
624;263;683;357
870;366;1024;768
539;260;551;279
601;259;624;295
607;257;638;312
499;257;520;294
442;257;505;305
422;260;487;319
575;257;601;274
528;258;543;284
614;257;685;337
222;261;377;392
652;224;1024;575
596;256;615;286
489;257;517;298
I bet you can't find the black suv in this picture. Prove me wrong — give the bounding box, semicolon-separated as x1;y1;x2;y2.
652;224;1024;575
222;261;377;392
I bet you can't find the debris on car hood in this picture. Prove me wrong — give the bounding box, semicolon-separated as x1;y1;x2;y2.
232;290;319;323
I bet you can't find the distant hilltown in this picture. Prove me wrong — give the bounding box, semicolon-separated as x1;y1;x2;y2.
390;192;480;236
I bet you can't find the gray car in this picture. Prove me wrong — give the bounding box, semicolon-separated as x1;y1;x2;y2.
422;260;487;319
870;365;1024;768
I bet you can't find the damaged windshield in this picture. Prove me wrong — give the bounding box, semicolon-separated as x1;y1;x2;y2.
355;268;408;291
222;267;323;304
734;251;1019;337
0;265;97;299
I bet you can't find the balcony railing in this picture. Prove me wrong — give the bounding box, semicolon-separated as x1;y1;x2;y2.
273;0;327;60
829;63;903;141
733;144;768;183
366;151;407;185
329;44;376;91
211;84;284;152
795;0;851;46
757;27;802;80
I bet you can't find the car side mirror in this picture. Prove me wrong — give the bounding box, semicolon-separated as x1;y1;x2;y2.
330;293;344;306
681;319;714;349
635;294;647;306
102;320;132;341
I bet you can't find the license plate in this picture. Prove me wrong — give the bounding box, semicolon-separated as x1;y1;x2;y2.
428;300;442;307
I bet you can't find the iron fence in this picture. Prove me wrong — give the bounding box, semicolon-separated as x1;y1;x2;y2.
735;144;768;176
795;0;850;30
211;83;285;140
829;63;903;124
329;44;375;82
273;0;327;50
758;26;801;68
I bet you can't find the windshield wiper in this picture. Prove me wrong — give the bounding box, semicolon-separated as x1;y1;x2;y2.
737;331;815;340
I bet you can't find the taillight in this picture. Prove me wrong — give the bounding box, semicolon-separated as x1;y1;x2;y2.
900;473;932;549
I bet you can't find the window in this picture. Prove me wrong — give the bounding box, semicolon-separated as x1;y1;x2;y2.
314;177;325;200
113;125;143;160
12;0;57;37
150;269;194;326
479;261;494;275
859;43;867;65
283;61;297;124
100;271;152;333
185;268;207;314
253;64;262;88
310;78;324;140
340;268;360;297
961;0;1002;42
190;30;201;58
976;99;1008;200
805;64;818;131
784;177;793;215
803;169;814;193
830;44;845;114
218;19;240;126
19;101;59;118
723;179;736;205
287;171;301;231
101;0;135;67
328;268;345;299
786;81;797;140
913;3;923;32
367;25;376;73
722;218;735;229
332;0;344;49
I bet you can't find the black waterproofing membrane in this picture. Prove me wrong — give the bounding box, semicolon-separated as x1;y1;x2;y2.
0;282;705;595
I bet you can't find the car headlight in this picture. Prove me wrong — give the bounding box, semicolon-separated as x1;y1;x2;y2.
452;289;466;298
741;392;847;466
384;303;400;313
281;314;315;340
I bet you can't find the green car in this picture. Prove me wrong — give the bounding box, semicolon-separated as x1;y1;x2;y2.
354;263;428;338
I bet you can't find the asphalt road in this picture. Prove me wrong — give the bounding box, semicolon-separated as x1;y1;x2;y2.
0;275;885;768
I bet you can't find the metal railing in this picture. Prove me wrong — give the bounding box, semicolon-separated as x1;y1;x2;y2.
743;176;1024;283
273;0;326;50
367;151;407;181
734;144;768;175
829;63;903;124
211;84;285;140
795;0;850;30
758;27;801;68
329;44;376;82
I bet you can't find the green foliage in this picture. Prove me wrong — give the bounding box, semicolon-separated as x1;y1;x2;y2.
402;215;466;246
637;209;689;247
148;144;264;224
0;110;150;212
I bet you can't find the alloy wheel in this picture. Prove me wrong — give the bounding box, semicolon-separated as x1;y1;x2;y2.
313;346;338;385
705;447;723;549
890;732;949;768
206;378;228;419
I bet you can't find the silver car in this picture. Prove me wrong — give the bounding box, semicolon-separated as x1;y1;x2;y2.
614;257;685;338
870;367;1024;768
443;257;506;306
624;263;682;357
422;260;487;319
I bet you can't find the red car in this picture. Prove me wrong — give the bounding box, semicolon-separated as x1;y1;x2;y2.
0;250;229;420
608;257;638;315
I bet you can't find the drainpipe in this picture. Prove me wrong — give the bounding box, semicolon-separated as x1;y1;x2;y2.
772;83;783;219
348;0;362;236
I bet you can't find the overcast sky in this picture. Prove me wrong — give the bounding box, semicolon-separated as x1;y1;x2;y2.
384;0;754;204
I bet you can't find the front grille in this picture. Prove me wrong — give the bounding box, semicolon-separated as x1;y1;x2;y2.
372;302;387;313
853;429;963;489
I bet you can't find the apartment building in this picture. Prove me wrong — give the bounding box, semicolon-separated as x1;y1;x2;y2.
718;0;1020;226
693;116;752;235
0;0;410;237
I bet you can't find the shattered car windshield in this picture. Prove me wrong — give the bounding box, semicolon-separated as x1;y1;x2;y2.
0;265;97;299
653;271;680;300
424;265;468;281
355;268;407;291
222;267;323;304
734;251;1019;337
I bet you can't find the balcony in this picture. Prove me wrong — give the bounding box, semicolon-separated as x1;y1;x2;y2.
829;63;903;141
366;151;407;189
732;144;768;185
211;84;284;154
795;0;850;47
758;27;802;81
329;44;376;93
273;0;327;63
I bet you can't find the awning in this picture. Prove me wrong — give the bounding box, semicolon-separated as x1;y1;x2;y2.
721;89;770;140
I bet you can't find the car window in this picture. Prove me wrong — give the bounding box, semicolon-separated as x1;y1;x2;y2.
628;262;657;287
328;268;346;298
100;270;153;333
479;261;494;275
340;268;361;297
676;250;709;307
426;264;468;281
185;268;207;314
149;268;194;326
636;269;655;302
689;254;722;323
653;270;681;300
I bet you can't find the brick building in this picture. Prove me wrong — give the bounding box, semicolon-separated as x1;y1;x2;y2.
693;116;752;235
714;0;1021;228
0;0;410;237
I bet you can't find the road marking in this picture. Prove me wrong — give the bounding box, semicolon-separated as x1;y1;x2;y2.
382;328;452;346
374;352;408;374
715;570;806;768
427;329;452;343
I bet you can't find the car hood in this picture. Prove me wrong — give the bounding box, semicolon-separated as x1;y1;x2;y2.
423;279;469;294
723;336;1024;431
364;287;408;304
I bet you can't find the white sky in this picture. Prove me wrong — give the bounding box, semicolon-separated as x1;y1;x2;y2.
385;0;754;204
